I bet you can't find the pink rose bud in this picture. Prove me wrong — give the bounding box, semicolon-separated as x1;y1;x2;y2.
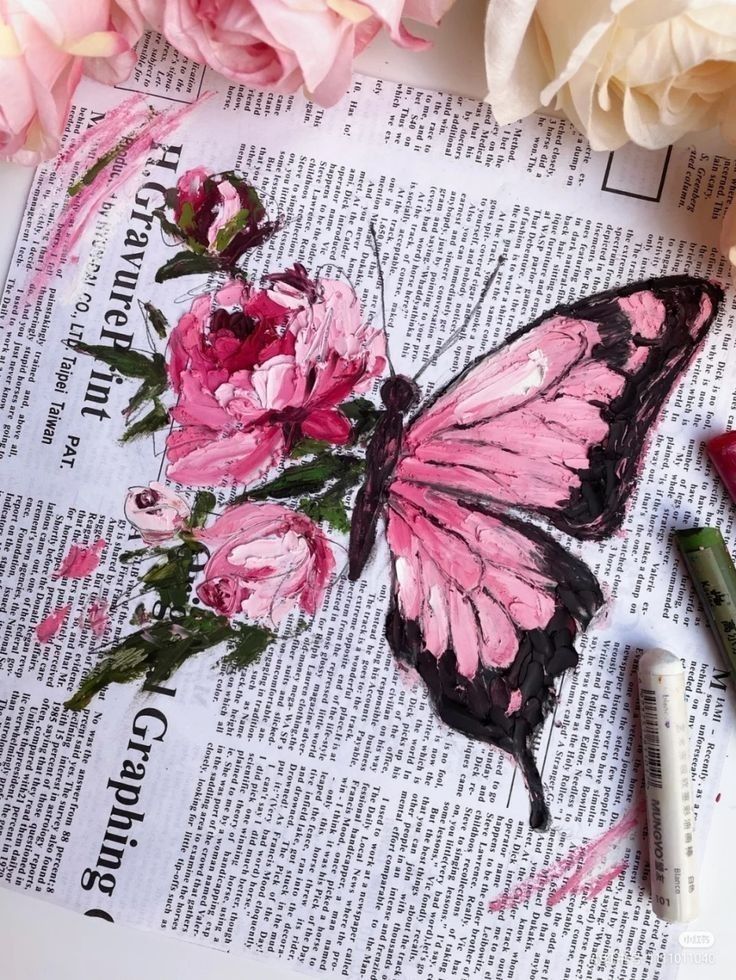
124;482;191;545
156;168;280;263
195;502;334;625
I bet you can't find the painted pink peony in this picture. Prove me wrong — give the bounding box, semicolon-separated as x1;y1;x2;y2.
124;481;191;544
166;272;385;486
0;1;142;164
195;502;334;624
121;0;455;106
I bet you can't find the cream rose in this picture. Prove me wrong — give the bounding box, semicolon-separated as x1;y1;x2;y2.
485;1;736;152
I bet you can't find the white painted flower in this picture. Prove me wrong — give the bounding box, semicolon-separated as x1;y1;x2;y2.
124;482;190;545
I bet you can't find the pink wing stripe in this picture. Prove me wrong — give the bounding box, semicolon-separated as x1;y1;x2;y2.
617;293;665;339
399;289;702;515
399;393;613;508
386;482;560;676
407;316;599;444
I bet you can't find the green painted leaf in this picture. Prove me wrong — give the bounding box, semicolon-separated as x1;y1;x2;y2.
213;208;251;252
65;607;265;711
340;397;381;444
123;377;167;420
142;301;169;339
237;453;362;503
68;137;131;196
69;339;165;383
120;400;170;443
152;209;184;241
189;490;216;528
290;437;331;459
178;200;197;234
119;548;149;563
139;538;207;613
155;251;222;283
219;622;275;673
299;491;350;533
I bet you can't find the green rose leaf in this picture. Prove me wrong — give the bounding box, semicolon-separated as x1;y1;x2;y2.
119;548;150;563
68;137;132;197
141;301;169;340
68;339;166;384
290;437;331;459
154;251;223;283
237;453;363;503
219;623;275;673
65;608;275;711
139;538;207;613
340;397;381;444
120;400;170;443
299;490;351;534
189;490;217;529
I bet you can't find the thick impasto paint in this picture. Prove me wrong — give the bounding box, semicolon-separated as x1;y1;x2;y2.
35;138;722;847
366;276;721;829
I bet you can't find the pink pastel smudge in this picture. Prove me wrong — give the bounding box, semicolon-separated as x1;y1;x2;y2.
488;803;643;912
35;605;71;643
77;598;110;637
57;95;152;168
28;92;213;299
52;538;107;580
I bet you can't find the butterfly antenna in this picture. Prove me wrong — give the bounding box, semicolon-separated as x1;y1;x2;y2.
413;255;506;383
369;221;395;376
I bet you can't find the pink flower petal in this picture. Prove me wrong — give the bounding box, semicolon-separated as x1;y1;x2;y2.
52;538;107;580
35;604;71;643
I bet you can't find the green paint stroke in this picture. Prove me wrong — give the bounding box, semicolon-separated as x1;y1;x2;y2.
68;136;134;197
65;608;275;710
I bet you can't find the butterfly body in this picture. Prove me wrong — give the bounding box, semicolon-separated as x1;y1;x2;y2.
347;275;722;828
348;375;419;580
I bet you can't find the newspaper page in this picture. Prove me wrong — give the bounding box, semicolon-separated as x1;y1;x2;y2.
2;33;736;980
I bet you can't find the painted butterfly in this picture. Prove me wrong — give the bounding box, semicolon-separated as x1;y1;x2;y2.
347;272;723;829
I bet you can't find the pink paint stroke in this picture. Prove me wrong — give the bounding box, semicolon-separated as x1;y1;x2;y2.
57;94;152;167
52;538;107;580
29;92;213;299
488;803;643;912
35;605;71;643
77;598;110;637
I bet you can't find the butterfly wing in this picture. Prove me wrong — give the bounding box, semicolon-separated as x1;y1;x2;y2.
385;480;602;828
399;276;722;538
384;276;722;827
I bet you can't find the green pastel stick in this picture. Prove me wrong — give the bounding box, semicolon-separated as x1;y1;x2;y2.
676;527;736;678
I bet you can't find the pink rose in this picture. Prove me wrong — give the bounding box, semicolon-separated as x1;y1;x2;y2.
195;502;334;624
122;0;455;106
0;1;142;165
124;481;191;544
166;273;385;486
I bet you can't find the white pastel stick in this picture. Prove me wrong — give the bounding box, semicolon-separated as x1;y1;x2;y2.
638;648;698;923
